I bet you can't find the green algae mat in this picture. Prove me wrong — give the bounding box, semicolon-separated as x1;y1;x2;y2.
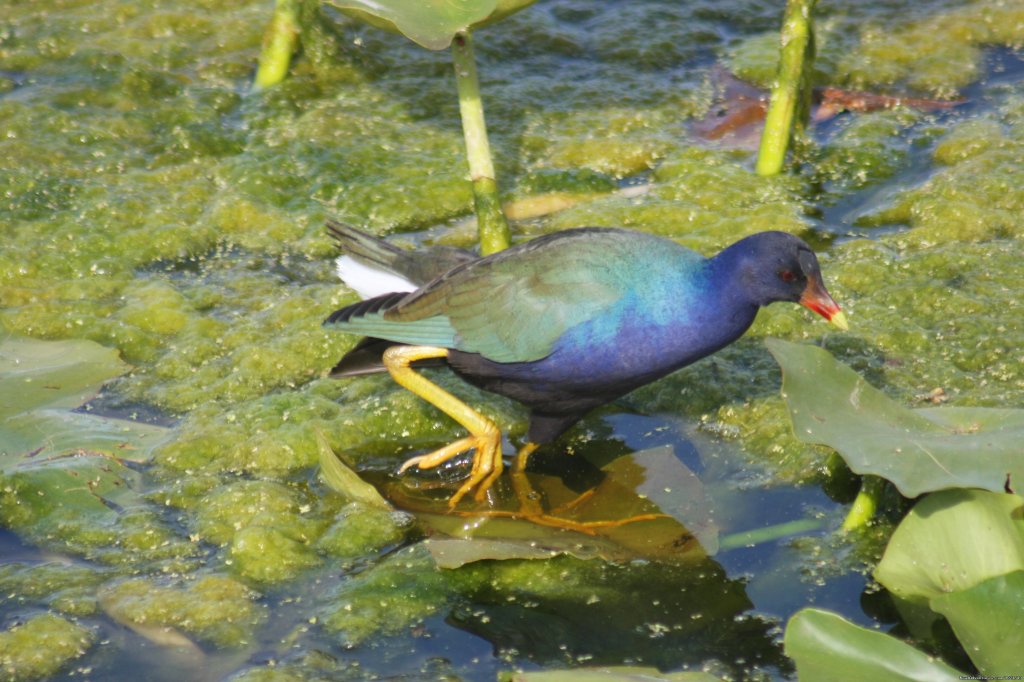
3;0;1024;680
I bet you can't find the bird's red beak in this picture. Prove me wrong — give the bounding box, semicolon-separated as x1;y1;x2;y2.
799;277;848;330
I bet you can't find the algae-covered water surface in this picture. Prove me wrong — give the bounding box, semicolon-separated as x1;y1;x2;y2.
2;0;1023;679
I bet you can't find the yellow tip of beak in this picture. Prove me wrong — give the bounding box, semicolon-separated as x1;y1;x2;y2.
830;310;849;331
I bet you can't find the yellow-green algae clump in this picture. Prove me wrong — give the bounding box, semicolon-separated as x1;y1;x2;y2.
99;575;266;647
0;563;110;618
319;545;458;647
0;477;201;570
0;613;94;681
861;99;1024;246
729;0;1024;97
192;479;325;583
546;146;808;252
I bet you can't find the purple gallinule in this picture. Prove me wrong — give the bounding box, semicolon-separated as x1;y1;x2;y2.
324;221;847;509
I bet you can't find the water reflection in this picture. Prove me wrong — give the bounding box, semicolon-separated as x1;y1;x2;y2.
369;412;837;678
448;554;789;676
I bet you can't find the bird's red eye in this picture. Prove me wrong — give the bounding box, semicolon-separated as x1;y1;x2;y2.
780;270;796;282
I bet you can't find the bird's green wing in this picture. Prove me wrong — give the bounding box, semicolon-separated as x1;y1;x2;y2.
384;230;636;362
325;311;460;349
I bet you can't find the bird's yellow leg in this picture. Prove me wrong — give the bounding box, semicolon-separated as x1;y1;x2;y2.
510;442;543;516
513;442;540;473
383;345;502;508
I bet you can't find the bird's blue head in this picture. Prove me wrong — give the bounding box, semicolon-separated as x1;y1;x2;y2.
712;231;848;330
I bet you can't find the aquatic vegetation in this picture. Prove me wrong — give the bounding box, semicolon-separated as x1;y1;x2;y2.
321;0;543;253
860;105;1024;245
788;490;1024;680
98;575;267;647
0;613;94;681
1;0;1023;678
755;0;818;175
769;339;1023;496
316;502;412;559
319;544;454;646
730;0;1024;97
0;563;108;618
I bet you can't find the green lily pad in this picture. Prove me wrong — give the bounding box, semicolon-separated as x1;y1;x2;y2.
784;608;962;681
767;339;1024;497
875;489;1024;604
328;0;538;50
930;570;1024;676
0;337;128;417
1;336;168;465
0;337;177;559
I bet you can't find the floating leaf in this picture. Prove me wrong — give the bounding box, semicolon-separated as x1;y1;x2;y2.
1;337;169;469
0;337;176;557
875;489;1024;604
425;534;613;569
509;667;724;681
767;338;1024;496
316;430;392;510
328;0;538;50
590;444;718;555
0;336;128;418
784;608;962;681
393;446;713;568
930;570;1024;676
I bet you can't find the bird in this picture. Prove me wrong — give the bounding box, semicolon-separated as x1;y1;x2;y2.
323;220;847;509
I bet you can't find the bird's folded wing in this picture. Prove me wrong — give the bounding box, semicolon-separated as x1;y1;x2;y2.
384;234;628;363
324;310;460;349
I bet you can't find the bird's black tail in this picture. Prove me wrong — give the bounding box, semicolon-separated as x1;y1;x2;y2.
326;219;410;273
326;219;476;286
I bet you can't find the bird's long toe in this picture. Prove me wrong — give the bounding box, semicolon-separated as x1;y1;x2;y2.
448;431;503;508
398;436;476;473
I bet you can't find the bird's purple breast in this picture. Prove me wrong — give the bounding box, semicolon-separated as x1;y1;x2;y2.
506;287;758;397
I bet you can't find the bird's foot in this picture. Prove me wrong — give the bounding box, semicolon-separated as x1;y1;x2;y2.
506;466;667;535
444;505;667;536
397;428;503;509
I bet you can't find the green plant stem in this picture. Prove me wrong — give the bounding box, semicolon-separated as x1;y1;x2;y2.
755;0;817;176
452;30;511;255
841;476;884;532
719;517;824;551
254;0;301;90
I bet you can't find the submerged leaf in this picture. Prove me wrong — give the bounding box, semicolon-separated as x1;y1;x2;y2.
426;535;605;569
874;489;1024;604
394;446;714;567
767;339;1024;496
316;430;391;509
0;336;169;469
591;444;718;555
510;667;724;681
784;608;961;681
